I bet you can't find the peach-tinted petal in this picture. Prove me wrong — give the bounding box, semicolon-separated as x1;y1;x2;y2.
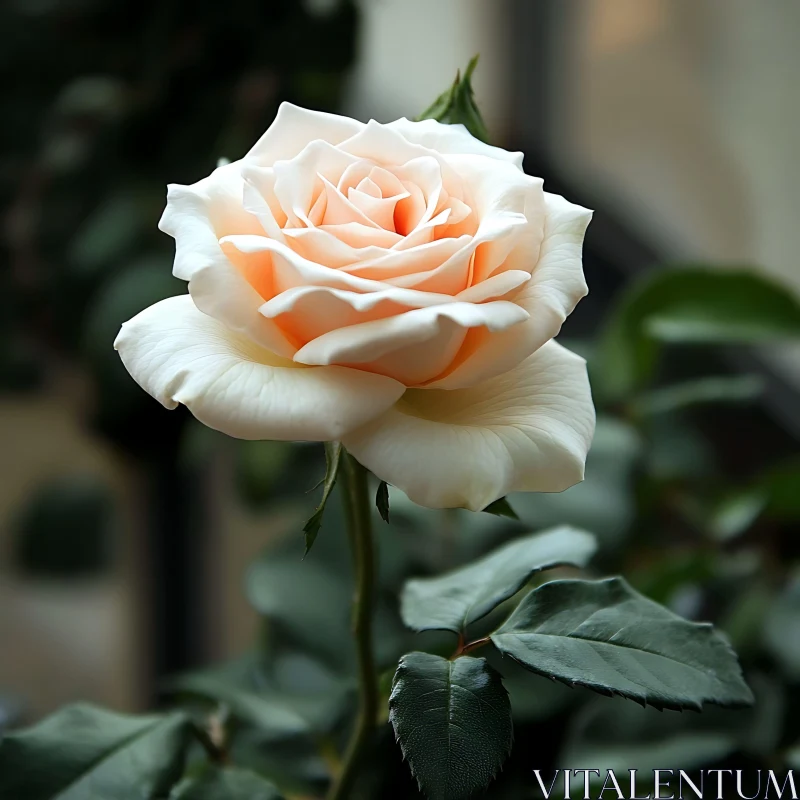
293;301;529;385
426;193;591;389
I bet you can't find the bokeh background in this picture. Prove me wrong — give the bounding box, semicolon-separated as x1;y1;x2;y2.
2;0;800;793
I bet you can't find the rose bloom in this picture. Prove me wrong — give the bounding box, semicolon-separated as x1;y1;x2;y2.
115;104;595;510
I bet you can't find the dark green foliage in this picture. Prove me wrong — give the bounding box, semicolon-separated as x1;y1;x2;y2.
173;767;284;800
482;497;519;519
389;653;512;800
0;704;192;800
401;526;596;634
376;480;390;523
596;267;800;400
491;578;754;710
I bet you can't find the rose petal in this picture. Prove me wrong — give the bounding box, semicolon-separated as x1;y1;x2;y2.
426;192;591;389
114;295;404;441
342;340;595;510
272;141;359;228
159;164;292;355
386;117;524;170
260;273;532;345
159;162;263;282
293;301;529;385
246;102;364;165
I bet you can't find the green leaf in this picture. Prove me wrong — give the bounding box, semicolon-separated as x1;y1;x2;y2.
235;440;293;510
509;417;641;550
417;56;490;143
172;766;284;799
562;674;783;775
246;555;352;668
491;577;753;710
763;576;800;680
376;480;390;523
303;441;342;555
707;488;767;542
482;496;519;519
759;457;800;519
401;526;596;634
389;653;512;800
0;704;192;800
597;267;800;399
631;374;764;417
166;672;310;742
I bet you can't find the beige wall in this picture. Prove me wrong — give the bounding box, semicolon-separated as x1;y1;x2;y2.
344;0;511;135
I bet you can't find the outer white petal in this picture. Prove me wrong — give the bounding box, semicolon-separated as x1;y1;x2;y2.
342;340;595;510
114;295;405;441
426;192;592;389
246;102;364;165
158;163;295;356
386;117;524;169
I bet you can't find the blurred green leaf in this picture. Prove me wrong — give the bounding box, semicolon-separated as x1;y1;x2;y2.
764;576;800;681
759;458;800;519
511;417;641;549
401;527;596;634
0;704;192;800
482;496;519;520
496;659;578;723
491;577;753;710
172;767;283;800
597;268;800;399
166;672;310;742
303;442;342;556
417;56;489;143
707;488;767;542
13;473;115;578
562;673;783;778
235;440;293;510
69;192;145;276
631;551;716;606
389;653;512;800
631;374;764;417
644;412;716;481
246;554;351;667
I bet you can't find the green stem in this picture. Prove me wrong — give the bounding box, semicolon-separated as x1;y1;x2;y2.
327;451;379;800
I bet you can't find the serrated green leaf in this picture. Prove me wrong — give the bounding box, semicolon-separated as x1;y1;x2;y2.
376;480;390;523
417;55;490;143
596;267;800;400
491;577;753;710
0;704;192;800
482;496;519;519
389;653;512;800
172;766;284;799
303;441;342;555
166;672;310;742
401;526;596;634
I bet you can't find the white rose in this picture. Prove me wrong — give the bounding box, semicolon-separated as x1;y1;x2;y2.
115;104;595;510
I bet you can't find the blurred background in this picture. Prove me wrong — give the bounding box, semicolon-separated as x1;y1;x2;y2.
2;0;799;793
